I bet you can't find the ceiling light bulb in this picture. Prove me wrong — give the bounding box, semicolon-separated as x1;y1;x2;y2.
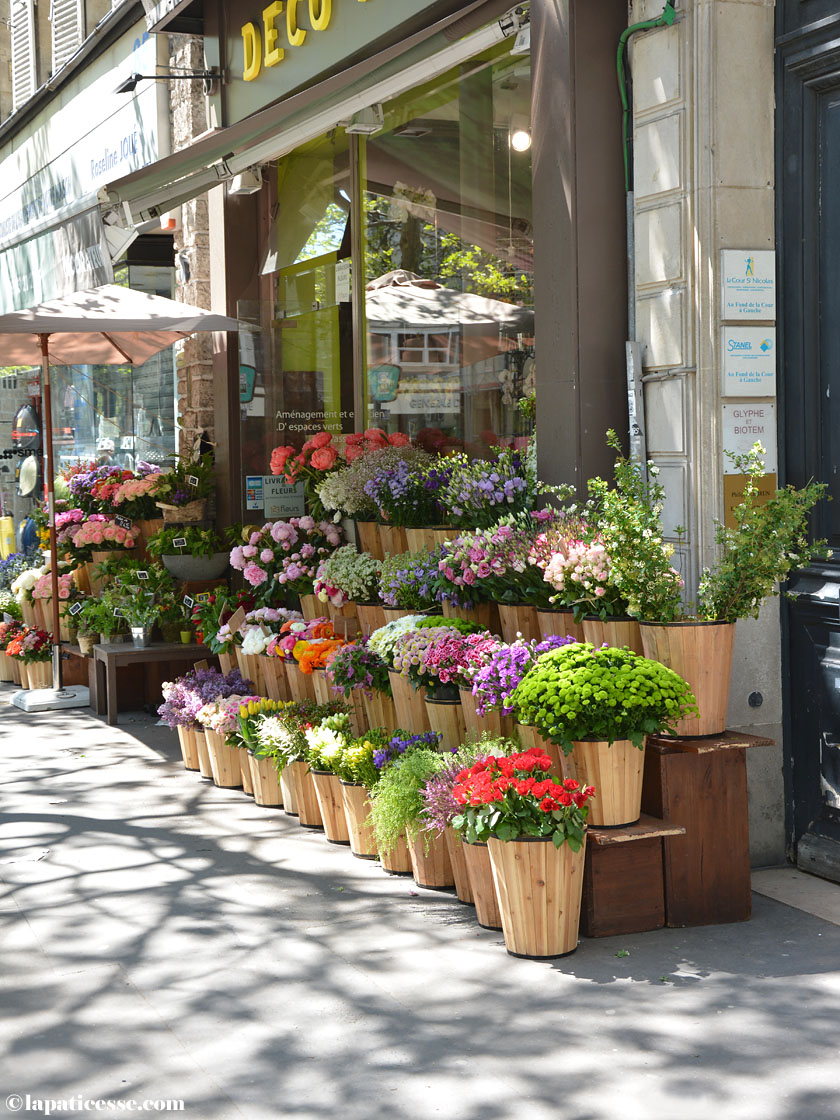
510;129;532;153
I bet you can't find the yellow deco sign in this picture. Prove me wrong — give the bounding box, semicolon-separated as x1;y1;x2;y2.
242;0;370;81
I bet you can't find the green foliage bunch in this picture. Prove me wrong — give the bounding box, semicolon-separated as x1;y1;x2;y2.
146;526;226;558
367;748;444;851
333;728;391;787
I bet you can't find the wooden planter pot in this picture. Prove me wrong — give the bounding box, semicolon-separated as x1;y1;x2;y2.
19;600;37;627
248;754;284;807
379;832;413;874
442;600;501;636
194;729;213;779
204;728;242;788
310;770;350;844
488;835;586;958
569;738;645;827
388;670;431;732
176;725;200;770
459;690;514;742
379;524;408;556
536;607;585;642
356;602;386;635
235;648;266;696
340;781;378;858
311;667;332;706
405;527;455;553
8;656;21;685
424;695;466;752
218;651;235;677
582;616;644;655
285;660;317;703
239;748;254;795
639;620;736;737
287;762;323;828
444;826;474;904
513;725;567;779
462;841;503;929
498;603;541;643
355;520;384;560
25;660;51;689
279;766;298;815
408;830;455;890
299;594;322;622
261;655;290;702
363;689;400;734
90;549;135;595
0;651;14;683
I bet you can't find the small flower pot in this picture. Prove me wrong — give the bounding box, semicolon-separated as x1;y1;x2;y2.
462;841;502;930
444;826;474;904
130;626;152;649
408;830;454;890
340;781;378;858
179;631;193;645
310;770;350;844
379;831;413;874
77;632;97;656
497;602;541;643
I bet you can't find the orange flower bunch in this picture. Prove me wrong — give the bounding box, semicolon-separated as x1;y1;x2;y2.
296;637;347;674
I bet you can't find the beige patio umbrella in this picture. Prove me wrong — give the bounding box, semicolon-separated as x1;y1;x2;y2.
0;283;239;699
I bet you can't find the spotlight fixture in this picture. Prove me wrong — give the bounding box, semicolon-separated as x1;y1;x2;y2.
114;67;220;95
510;128;532;152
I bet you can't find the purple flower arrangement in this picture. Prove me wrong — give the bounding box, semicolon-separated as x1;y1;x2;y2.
326;637;392;698
363;460;452;528
471;635;576;717
158;667;253;728
379;550;438;610
441;448;530;529
373;730;442;771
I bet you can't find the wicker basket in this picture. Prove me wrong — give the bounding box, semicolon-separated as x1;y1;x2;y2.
156;499;206;523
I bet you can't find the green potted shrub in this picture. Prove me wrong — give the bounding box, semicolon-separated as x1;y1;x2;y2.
75;592;129;646
511;642;696;826
146;526;229;581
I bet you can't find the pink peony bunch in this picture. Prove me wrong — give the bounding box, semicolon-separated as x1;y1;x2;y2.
229;518;343;599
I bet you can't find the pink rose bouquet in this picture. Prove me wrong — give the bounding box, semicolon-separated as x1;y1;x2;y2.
229;518;343;603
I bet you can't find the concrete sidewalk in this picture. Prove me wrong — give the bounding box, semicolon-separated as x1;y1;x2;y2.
1;692;839;1120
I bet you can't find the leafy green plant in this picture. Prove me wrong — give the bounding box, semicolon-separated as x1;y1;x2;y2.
75;592;129;638
333;729;390;786
511;643;697;753
367;748;443;851
146;526;226;558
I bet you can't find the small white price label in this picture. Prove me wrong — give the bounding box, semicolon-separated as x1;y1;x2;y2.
68;602;83;616
187;475;199;487
137;571;149;580
183;596;195;608
173;537;187;548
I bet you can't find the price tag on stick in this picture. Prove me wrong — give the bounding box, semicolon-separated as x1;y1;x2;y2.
113;608;124;618
187;475;199;487
137;571;149;581
68;602;83;616
173;537;187;551
114;516;133;530
183;596;195;609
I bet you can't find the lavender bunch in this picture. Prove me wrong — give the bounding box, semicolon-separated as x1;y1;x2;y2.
379;550;438;610
364;460;451;528
158;667;253;728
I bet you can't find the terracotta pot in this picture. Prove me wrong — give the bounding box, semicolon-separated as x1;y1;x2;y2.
204;728;242;788
444;826;474;904
582;615;644;655
408;830;455;890
239;748;254;795
442;600;501;636
285;660;316;703
310;770;350;843
25;660;51;689
236;648;266;696
379;831;413;874
299;594;322;621
311;667;332;706
536;608;585;642
379;523;408;556
497;602;541;643
355;520;384;561
340;781;378;858
356;602;386;635
176;725;200;770
488;835;586;958
513;725;567;779
639;620;736;737
363;688;400;734
288;761;323;828
569;738;645;827
248;753;284;807
405;527;455;553
279;766;298;815
261;655;290;702
462;841;503;930
218;651;235;676
388;669;430;732
458;689;514;741
194;729;213;779
424;695;466;752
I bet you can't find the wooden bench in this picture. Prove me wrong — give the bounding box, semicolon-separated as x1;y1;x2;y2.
91;642;216;726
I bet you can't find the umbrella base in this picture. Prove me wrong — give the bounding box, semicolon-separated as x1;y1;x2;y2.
12;686;90;712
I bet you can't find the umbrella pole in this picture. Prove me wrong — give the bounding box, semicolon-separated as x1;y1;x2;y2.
40;334;63;693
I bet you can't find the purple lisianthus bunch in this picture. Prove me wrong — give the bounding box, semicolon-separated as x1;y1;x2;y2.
379;550;438;610
363;459;450;528
373;729;442;770
326;637;391;698
158;667;253;728
442;448;530;530
471;634;576;717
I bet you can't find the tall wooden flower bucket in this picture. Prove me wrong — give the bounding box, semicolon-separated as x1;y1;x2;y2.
311;668;332;705
444;826;474;904
33;599;49;632
346;689;369;737
133;518;164;561
355;520;384;561
235;648;266;696
356;602;386;635
285;661;317;703
329;601;360;639
218;651;235;676
26;660;51;689
0;651;13;683
248;754;284;807
488;835;586;958
536;608;584;642
514;725;567;779
194;729;214;779
261;655;290;702
408;830;455;890
19;600;37;627
58;605;73;644
424;696;466;752
205;728;242;788
379;832;413;874
639;620;735;737
239;748;254;795
340;781;378;858
498;603;541;643
71;565;92;597
299;594;322;621
310;770;350;843
405;527;451;553
388;670;431;732
288;761;323;828
279;766;298;815
176;725;200;770
364;689;400;734
570;738;644;827
458;690;514;741
582;616;644;655
462;841;503;929
379;523;408;556
8;656;22;685
442;600;501;636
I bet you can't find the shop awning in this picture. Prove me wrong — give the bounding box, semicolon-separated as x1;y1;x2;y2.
97;0;521;228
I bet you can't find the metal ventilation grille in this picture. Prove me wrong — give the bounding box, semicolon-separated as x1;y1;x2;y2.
10;0;37;110
51;0;84;74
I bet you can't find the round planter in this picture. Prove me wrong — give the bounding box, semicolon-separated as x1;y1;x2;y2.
204;728;242;788
340;781;378;858
388;669;431;733
404;527;455;553
311;667;332;706
288;761;323;829
356;602;386;635
378;523;408;557
488;834;586;958
260;655;290;702
0;651;14;683
424;695;466;753
442;600;501;636
379;831;413;874
180;631;193;645
161;552;229;581
235;648;266;696
156;498;206;523
363;688;400;734
76;632;96;656
462;840;503;930
582;615;644;655
408;830;455;890
176;725;200;770
248;753;284;807
239;747;254;795
310;770;350;843
458;689;514;742
26;660;52;689
639;620;736;737
570;737;645;827
536;607;585;643
130;626;152;649
218;651;235;677
279;766;298;815
299;594;322;622
497;602;541;644
285;660;316;703
444;826;474;904
355;520;384;561
194;729;213;779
